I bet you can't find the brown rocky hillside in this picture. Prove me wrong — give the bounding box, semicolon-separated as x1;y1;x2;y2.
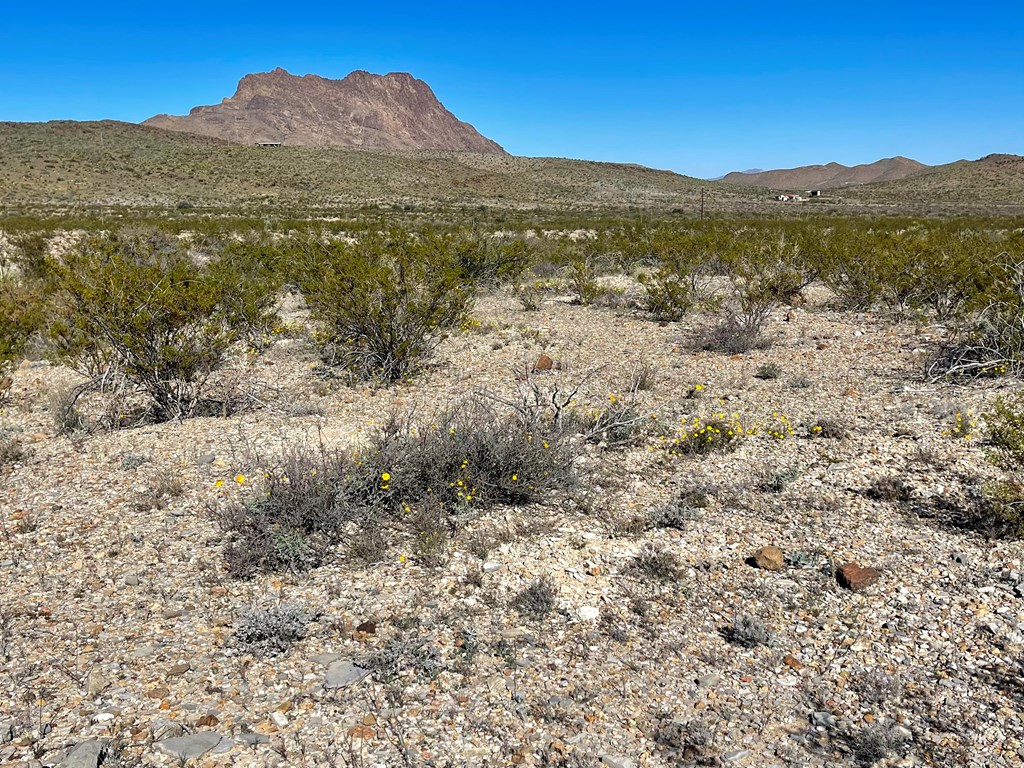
144;68;505;153
722;156;929;189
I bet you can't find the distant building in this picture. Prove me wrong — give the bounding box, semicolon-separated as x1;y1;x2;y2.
806;189;823;197
775;193;804;202
255;141;283;147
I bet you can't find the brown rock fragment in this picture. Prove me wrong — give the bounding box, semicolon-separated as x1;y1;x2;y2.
533;354;554;372
753;546;785;571
836;562;880;592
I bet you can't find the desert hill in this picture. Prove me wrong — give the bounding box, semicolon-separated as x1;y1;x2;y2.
144;68;505;154
0;120;718;211
722;156;929;189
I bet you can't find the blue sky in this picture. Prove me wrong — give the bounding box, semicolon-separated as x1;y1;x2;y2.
2;2;1021;178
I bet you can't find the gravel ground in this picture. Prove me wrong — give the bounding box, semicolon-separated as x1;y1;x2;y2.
1;285;1022;768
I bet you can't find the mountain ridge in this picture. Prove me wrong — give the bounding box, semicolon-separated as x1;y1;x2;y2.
722;156;929;189
144;67;505;154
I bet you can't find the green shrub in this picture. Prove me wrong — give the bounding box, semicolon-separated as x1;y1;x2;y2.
0;276;46;377
637;226;726;321
667;412;747;455
566;248;606;306
297;230;475;382
986;393;1024;469
974;481;1024;539
48;232;275;422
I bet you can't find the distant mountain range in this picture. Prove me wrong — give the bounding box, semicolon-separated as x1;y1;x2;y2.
144;68;504;154
721;156;929;189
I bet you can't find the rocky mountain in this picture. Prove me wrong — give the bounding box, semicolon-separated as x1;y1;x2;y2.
144;68;505;153
722;156;928;189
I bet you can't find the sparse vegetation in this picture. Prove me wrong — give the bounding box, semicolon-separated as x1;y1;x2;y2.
233;602;314;657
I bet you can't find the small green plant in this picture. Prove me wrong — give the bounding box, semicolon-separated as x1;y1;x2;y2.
513;576;558;620
629;545;682;583
754;362;783;380
723;613;773;648
667;412;747;455
0;427;29;468
974;481;1024;539
233;602;313;657
865;476;913;503
567;251;606;306
809;417;848;439
985;394;1024;468
945;409;977;441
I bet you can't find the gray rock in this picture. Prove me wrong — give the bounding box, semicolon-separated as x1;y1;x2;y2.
85;668;109;696
599;756;636;768
697;673;720;688
197;453;216;465
324;660;369;689
810;711;837;728
123;574;140;586
482;561;502;573
237;732;271;747
60;740;107;768
154;732;224;761
952;552;970;565
0;560;14;568
722;749;750;763
0;721;13;744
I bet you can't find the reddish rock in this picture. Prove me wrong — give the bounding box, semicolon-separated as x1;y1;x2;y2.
753;545;785;571
533;354;554;372
783;654;805;670
356;621;377;635
837;562;880;592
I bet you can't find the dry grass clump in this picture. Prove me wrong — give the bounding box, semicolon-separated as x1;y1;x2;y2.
220;399;582;577
513;576;558;620
233;602;314;657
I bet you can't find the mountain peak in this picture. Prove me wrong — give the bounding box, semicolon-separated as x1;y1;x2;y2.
722;156;929;189
144;68;505;153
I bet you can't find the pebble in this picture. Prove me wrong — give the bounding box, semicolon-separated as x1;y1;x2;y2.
576;605;600;621
752;546;785;571
722;749;750;763
270;712;288;727
599;756;635;768
123;574;140;586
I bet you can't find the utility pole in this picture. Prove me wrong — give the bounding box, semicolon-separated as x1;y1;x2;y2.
700;188;705;221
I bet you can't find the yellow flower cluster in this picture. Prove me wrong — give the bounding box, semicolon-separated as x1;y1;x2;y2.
762;412;795;440
666;412;746;455
944;410;976;440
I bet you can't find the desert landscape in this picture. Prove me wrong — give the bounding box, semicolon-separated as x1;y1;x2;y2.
1;40;1023;768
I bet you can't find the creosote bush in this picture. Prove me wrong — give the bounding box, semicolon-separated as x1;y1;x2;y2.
220;399;581;577
513;576;558;620
48;231;276;422
297;230;477;383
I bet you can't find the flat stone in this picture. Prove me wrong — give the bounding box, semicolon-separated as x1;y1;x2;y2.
836;562;881;592
270;712;288;727
150;719;183;741
154;732;224;761
697;673;720;688
197;453;216;465
482;561;502;573
753;546;785;571
599;756;636;768
533;354;554;372
576;605;600;621
722;749;750;763
0;721;13;744
324;660;370;689
123;574;140;586
60;740;107;768
309;653;342;666
237;732;271;747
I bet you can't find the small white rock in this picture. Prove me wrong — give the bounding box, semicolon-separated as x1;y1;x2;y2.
577;605;600;621
270;712;288;728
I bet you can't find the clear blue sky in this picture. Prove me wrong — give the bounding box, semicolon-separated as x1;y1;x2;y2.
2;2;1021;178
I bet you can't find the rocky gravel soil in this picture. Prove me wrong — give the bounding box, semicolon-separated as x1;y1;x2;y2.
1;285;1022;767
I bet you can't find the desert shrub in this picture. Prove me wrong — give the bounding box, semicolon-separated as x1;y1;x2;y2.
723;613;773;648
448;231;531;286
849;724;911;767
0;427;29;468
712;226;817;349
985;393;1024;469
637;225;726;321
0;276;46;379
865;476;913;503
698;315;772;354
233;602;313;657
566;249;606;306
754;362;783;380
974;481;1024;539
945;409;977;440
362;635;443;684
47;232;275;422
220;400;581;577
297;230;475;382
757;466;800;493
513;576;558;620
629;545;682;583
928;253;1024;379
809;417;848;439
